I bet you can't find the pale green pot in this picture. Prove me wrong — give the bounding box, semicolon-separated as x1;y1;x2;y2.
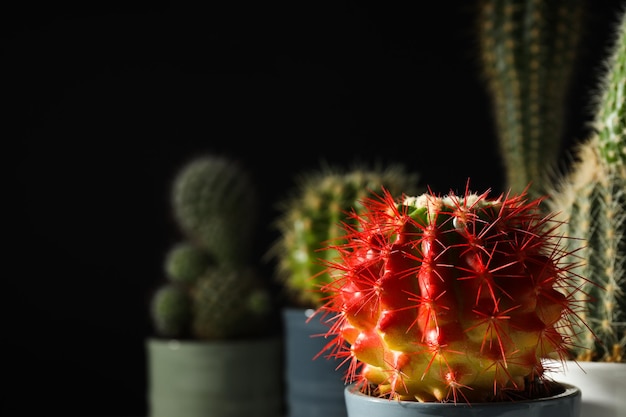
146;337;283;417
344;382;581;417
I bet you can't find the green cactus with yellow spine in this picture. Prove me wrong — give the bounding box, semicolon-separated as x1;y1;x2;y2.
269;163;420;309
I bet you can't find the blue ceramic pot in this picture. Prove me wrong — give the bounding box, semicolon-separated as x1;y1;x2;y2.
283;308;348;417
344;382;581;417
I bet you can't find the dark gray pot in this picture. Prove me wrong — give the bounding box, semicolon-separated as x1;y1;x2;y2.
146;337;283;417
283;308;348;417
344;382;582;417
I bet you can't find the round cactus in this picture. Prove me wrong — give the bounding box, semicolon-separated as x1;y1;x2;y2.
269;163;420;308
316;186;585;403
171;154;258;267
164;241;213;285
150;283;192;338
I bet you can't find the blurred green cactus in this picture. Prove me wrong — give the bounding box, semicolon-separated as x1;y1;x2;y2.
192;266;272;340
164;242;212;285
150;283;192;338
593;8;626;173
171;154;258;267
268;162;421;308
477;0;585;198
546;9;626;363
150;154;273;340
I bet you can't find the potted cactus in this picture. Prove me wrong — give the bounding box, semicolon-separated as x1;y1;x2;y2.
146;154;282;417
267;162;420;417
314;184;585;416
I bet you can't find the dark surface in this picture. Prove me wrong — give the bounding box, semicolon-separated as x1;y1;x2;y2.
4;1;624;415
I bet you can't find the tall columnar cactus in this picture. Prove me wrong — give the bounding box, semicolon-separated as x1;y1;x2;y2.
268;163;420;308
546;10;626;363
477;0;585;197
150;154;272;340
593;7;626;174
316;186;585;403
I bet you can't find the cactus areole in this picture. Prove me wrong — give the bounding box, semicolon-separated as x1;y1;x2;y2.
316;185;585;404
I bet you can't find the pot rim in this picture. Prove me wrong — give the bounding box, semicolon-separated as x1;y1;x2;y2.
344;381;581;408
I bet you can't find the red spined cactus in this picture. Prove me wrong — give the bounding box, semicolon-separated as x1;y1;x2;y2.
316;184;586;403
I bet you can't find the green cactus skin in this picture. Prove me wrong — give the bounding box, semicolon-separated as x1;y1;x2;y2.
164;241;212;285
477;0;585;197
150;154;273;341
171;154;258;267
150;283;192;338
546;11;626;363
315;187;585;403
269;163;420;308
549;154;626;362
151;263;272;341
593;7;626;174
192;266;272;340
191;267;271;339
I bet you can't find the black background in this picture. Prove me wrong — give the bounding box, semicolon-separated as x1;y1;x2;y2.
4;1;624;415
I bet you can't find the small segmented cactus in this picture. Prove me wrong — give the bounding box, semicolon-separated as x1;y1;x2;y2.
268;163;420;308
546;10;626;363
152;249;273;339
316;186;584;403
150;154;272;340
171;154;258;267
477;0;585;197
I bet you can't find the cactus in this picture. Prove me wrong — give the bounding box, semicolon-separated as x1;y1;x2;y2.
150;154;273;340
545;10;626;363
315;185;585;403
268;162;420;308
164;242;213;285
594;7;626;173
192;266;272;339
477;0;585;197
150;283;192;338
171;154;258;267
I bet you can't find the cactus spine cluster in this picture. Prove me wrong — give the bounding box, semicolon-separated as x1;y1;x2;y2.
546;10;626;363
150;154;272;340
268;163;420;308
316;186;584;403
477;0;584;197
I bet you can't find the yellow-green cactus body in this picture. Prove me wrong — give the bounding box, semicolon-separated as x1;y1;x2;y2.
270;164;420;308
